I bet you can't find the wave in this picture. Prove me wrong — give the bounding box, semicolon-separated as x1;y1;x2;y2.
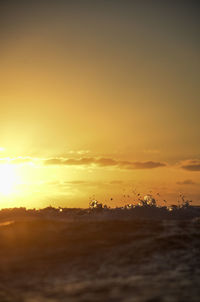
0;206;199;301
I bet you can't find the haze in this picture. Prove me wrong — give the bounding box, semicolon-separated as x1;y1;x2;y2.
0;0;199;208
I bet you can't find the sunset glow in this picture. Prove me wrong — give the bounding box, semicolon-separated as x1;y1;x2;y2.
1;3;199;302
0;164;18;196
0;1;199;209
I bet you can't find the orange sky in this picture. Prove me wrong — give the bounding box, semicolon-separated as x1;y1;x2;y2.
0;0;199;208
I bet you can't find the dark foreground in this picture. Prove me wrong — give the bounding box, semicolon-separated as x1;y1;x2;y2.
0;209;200;302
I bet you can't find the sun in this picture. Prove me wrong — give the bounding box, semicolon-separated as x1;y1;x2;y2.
0;164;18;196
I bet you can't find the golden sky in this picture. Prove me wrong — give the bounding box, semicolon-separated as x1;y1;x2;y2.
0;0;200;208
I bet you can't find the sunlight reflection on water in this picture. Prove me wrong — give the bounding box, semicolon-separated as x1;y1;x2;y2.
0;220;15;226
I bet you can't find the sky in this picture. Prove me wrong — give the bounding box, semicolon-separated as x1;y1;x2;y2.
0;0;200;208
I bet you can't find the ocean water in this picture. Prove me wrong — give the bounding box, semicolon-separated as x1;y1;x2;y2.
0;208;200;302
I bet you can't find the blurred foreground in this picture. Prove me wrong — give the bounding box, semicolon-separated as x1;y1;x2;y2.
0;202;200;302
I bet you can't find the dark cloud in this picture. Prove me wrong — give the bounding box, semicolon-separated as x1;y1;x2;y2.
44;158;63;165
176;179;196;185
44;157;166;170
96;158;118;166
119;161;166;170
181;160;200;171
64;158;95;165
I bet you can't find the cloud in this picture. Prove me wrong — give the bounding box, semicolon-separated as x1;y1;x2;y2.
0;157;35;165
44;180;90;187
119;161;166;169
180;160;200;171
44;157;166;170
10;157;34;164
51;180;124;187
0;155;166;170
61;180;102;188
176;179;197;185
44;158;63;165
96;158;118;166
44;158;95;166
64;158;95;165
70;150;90;155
